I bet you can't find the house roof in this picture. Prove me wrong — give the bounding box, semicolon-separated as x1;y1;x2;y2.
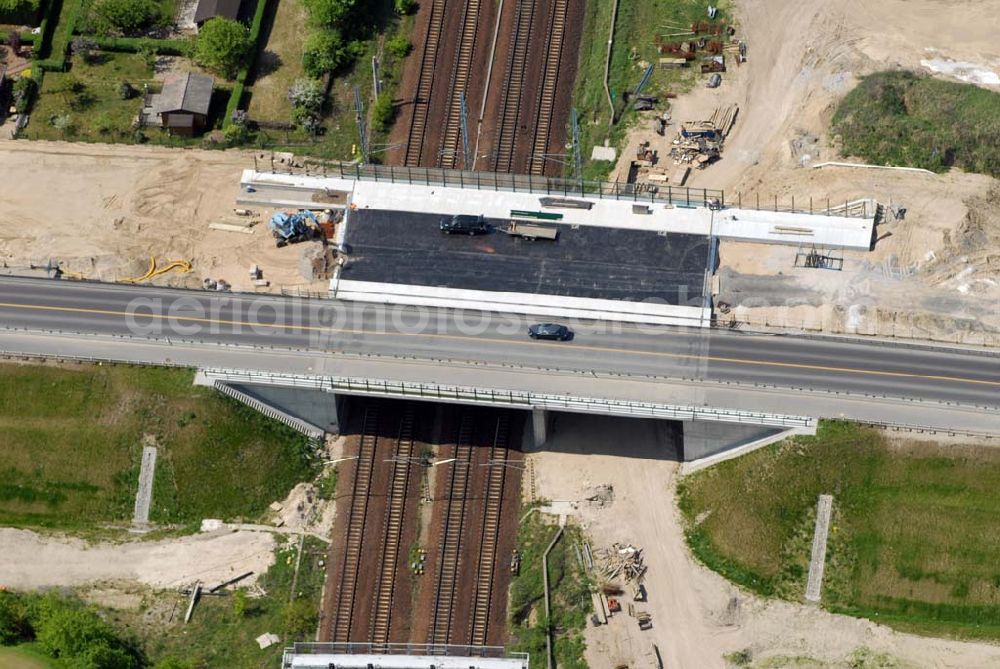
194;0;242;24
152;73;214;116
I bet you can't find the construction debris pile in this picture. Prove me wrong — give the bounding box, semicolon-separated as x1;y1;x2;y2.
590;543;652;630
597;543;646;583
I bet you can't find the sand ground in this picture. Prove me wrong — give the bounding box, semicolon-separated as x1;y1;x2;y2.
0;527;278;590
529;414;1000;668
0;141;327;293
611;0;1000;342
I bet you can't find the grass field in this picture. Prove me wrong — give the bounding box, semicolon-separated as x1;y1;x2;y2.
833;71;1000;177
0;645;57;669
509;510;590;669
0;362;317;531
249;0;413;161
678;422;1000;640
125;537;327;667
570;0;731;181
246;0;307;121
22;53;152;142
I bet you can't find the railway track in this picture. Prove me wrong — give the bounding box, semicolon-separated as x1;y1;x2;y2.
331;406;380;642
490;0;536;173
369;405;416;648
427;413;476;647
403;0;447;166
469;413;510;646
439;0;482;169
529;0;569;175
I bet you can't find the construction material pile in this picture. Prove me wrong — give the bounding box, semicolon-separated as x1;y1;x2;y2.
670;104;739;170
597;543;646;583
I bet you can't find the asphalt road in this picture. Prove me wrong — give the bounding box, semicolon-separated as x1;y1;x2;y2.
0;276;998;409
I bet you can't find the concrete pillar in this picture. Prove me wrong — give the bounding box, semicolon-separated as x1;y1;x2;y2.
532;408;548;448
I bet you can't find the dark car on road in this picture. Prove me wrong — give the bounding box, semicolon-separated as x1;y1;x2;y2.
440;214;490;235
528;323;572;341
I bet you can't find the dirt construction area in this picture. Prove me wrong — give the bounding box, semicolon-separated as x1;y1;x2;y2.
530;414;1000;668
0;141;327;294
0;527;277;590
612;0;1000;343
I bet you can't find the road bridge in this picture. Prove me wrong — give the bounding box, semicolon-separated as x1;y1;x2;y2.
0;277;997;460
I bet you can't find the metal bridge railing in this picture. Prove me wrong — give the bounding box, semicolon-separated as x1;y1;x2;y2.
200;368;817;429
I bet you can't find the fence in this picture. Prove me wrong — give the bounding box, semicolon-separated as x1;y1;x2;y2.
251;158;875;218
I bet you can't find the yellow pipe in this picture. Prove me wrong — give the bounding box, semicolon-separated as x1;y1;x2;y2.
120;257;192;284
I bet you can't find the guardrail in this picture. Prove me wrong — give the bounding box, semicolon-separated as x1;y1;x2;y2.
200;368;817;429
282;642;526;661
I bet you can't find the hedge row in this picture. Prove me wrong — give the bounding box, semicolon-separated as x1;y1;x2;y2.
223;0;270;128
31;0;82;71
91;35;188;54
0;30;36;43
32;0;59;60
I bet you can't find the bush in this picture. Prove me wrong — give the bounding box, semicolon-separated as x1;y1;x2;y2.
12;76;38;114
71;35;99;61
288;77;324;113
282;599;317;638
393;0;416;15
302;0;355;28
0;0;38;21
0;593;32;645
33;595;139;668
193;17;252;79
90;0;160;36
302;29;346;78
385;33;410;58
118;80;136;99
370;90;394;132
833;71;1000;178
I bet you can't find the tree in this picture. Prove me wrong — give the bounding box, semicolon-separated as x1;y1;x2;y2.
302;29;346;78
394;0;417;15
0;0;38;19
194;17;252;79
90;0;159;36
302;0;355;28
386;34;411;59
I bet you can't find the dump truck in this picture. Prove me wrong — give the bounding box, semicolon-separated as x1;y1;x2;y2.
503;222;559;241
